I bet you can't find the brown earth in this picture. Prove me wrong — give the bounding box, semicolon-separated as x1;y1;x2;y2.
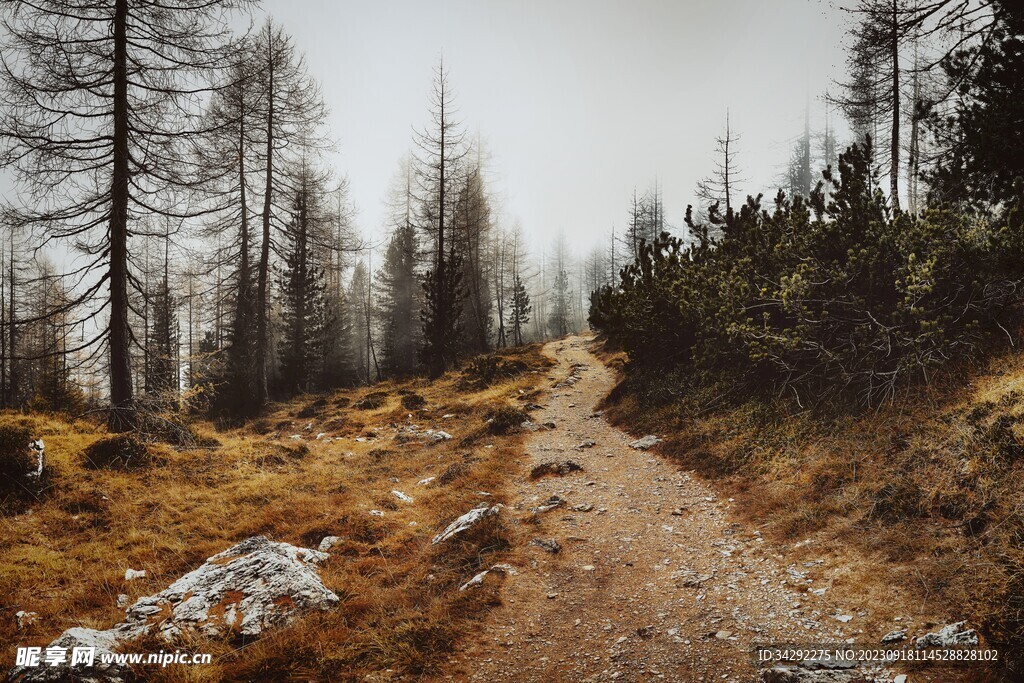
434;336;942;683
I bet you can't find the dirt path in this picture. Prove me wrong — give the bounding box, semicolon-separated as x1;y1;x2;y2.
439;336;900;683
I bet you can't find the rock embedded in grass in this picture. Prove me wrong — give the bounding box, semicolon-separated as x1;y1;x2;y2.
14;610;38;630
8;536;338;682
10;626;127;682
125;536;337;639
432;504;503;545
458;563;517;591
318;536;342;552
915;621;978;648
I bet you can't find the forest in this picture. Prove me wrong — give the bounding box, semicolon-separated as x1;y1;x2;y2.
2;0;1024;681
0;3;596;428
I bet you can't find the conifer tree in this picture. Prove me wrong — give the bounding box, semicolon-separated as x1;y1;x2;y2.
278;185;328;396
377;225;421;376
415;62;468;377
509;273;532;347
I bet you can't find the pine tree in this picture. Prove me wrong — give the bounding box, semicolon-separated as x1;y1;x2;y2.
377;225;421;376
548;268;571;339
509;274;531;347
453;164;493;355
278;186;329;396
144;225;179;404
415;62;469;377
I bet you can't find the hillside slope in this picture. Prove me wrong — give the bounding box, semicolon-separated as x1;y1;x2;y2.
1;345;552;681
599;337;1024;681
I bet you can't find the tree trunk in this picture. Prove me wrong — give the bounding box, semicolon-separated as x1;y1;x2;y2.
108;0;133;428
890;0;901;211
256;32;274;406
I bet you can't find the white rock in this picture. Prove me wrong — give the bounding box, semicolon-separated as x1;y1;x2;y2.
458;563;517;591
629;435;662;450
458;569;490;591
317;536;342;552
123;536;337;640
391;490;414;503
315;432;326;440
416;476;436;486
116;594;129;608
881;629;906;643
431;505;503;545
289;434;302;440
915;621;979;648
833;614;853;623
369;509;385;517
9;626;127;682
28;439;45;478
124;568;146;581
14;610;38;629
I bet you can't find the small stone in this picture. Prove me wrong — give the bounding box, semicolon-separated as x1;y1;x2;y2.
881;629;906;644
531;538;562;554
124;568;146;581
15;611;39;629
582;565;596;572
391;490;414;503
629;435;661;450
318;536;342;552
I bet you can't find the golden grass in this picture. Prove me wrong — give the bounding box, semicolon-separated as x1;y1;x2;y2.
0;344;552;681
599;345;1024;678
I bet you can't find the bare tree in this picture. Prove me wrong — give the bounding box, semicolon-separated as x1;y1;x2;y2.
696;111;745;221
415;61;469;377
0;0;251;428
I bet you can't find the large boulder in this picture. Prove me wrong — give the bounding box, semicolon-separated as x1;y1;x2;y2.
125;535;338;639
8;536;338;682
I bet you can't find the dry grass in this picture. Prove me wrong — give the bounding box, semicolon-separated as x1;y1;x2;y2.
0;344;552;681
599;344;1024;679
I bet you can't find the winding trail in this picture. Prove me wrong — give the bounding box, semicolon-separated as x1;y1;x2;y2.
439;336;896;683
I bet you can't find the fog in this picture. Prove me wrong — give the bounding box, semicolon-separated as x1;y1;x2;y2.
263;0;851;252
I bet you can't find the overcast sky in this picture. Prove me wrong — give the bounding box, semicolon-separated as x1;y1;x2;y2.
260;0;850;255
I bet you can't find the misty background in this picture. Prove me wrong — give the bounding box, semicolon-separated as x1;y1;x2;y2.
263;0;849;251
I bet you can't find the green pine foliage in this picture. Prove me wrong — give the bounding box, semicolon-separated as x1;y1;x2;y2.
591;140;1024;407
508;274;531;346
278;192;329;396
